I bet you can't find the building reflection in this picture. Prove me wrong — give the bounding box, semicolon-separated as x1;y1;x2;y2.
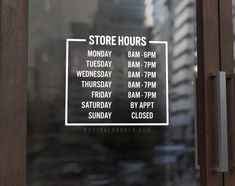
28;0;198;185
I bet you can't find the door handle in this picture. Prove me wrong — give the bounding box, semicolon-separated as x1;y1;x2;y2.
210;71;229;172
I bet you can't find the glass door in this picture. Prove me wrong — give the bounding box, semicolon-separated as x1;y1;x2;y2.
28;1;199;185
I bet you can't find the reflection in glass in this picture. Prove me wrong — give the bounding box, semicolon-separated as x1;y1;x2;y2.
28;0;198;185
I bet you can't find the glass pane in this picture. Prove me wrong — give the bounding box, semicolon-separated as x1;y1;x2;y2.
28;0;199;185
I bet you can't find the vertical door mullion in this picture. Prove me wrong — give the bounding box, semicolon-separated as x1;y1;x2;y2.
0;0;28;186
197;0;223;185
218;0;235;185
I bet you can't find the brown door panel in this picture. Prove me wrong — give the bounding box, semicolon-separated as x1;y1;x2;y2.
0;0;28;186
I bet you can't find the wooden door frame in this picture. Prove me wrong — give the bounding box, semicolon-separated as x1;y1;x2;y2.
197;1;222;185
218;0;234;185
0;0;234;186
0;0;28;186
197;0;234;185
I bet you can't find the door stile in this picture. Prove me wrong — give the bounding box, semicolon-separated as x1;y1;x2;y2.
197;0;224;185
0;0;28;186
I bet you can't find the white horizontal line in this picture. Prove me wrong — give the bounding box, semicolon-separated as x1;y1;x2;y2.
149;41;168;44
66;123;169;126
67;39;87;42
